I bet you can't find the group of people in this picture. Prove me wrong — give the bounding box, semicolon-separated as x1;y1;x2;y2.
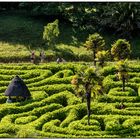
30;50;65;64
30;50;46;64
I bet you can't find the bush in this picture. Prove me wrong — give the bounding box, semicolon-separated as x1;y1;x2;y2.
108;87;137;96
32;91;48;101
137;86;140;96
122;119;136;133
28;77;72;88
60;104;86;128
100;65;116;76
53;70;74;78
16;126;41;138
0;133;13;138
68;120;101;131
15;116;37;124
98;95;140;103
102;75;121;93
104;117;122;131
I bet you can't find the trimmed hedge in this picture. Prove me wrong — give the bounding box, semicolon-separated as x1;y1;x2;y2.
15;116;37;124
108;87;137;96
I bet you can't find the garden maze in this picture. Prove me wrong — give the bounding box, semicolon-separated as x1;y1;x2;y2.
0;63;140;138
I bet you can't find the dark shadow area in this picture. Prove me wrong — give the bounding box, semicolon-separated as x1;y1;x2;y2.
0;10;88;51
0;11;44;49
54;47;78;61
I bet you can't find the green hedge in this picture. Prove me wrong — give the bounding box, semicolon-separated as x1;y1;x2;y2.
104;117;122;131
68;120;101;131
108;87;137;96
98;95;140;103
100;65;116;76
15;116;37;124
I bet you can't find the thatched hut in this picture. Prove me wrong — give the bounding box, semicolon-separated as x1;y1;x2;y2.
4;75;31;102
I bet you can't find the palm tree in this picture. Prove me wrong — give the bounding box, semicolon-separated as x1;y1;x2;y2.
84;33;105;66
116;60;129;91
111;39;131;61
71;67;100;125
96;50;109;67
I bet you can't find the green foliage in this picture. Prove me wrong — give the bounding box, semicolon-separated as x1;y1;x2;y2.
68;120;101;131
0;62;140;138
96;50;109;67
137;86;140;96
15;116;37;124
60;104;86;127
98;95;140;103
116;60;129;91
0;133;13;138
104;117;122;131
111;39;131;60
95;3;140;38
43;19;60;48
108;87;137;96
100;65;116;76
16;126;41;138
84;33;105;66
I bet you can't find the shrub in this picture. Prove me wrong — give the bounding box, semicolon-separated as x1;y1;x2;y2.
60;104;87;128
31;103;63;117
137;86;140;96
28;77;72;88
102;75;121;93
108;87;137;96
16;126;41;138
15;116;37;124
32;91;48;101
104;117;122;131
68;120;101;131
122;119;136;133
53;70;74;78
97;95;140;103
100;65;116;76
0;133;13;138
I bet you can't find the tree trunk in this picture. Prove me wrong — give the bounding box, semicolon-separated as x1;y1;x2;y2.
93;51;96;66
86;92;91;125
122;75;125;91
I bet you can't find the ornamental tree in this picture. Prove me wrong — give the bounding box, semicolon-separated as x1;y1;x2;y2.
111;39;131;61
116;60;129;91
96;50;109;68
84;33;105;66
43;19;60;48
71;67;100;125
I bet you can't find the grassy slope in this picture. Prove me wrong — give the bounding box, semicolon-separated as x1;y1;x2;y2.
0;11;139;62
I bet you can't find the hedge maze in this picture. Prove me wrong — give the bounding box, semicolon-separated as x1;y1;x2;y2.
0;62;140;138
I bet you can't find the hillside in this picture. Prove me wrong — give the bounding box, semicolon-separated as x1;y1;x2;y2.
0;11;140;63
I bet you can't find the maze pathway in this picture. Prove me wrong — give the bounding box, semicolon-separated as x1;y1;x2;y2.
0;63;140;138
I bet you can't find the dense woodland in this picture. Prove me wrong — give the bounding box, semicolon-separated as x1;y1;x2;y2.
1;2;140;38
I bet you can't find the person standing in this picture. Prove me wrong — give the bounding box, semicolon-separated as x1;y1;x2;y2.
40;50;46;63
30;50;35;64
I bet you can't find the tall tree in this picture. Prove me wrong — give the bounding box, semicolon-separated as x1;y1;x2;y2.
111;39;131;61
96;50;109;67
43;19;60;48
116;60;129;91
84;33;105;66
95;3;140;38
71;67;100;125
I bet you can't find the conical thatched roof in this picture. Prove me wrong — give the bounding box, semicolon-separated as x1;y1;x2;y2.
4;75;31;97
